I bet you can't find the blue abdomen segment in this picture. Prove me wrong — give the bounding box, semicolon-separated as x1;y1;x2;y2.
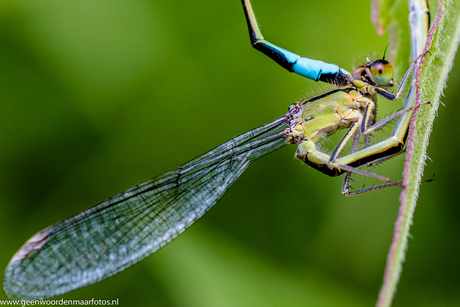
242;0;351;86
253;39;351;85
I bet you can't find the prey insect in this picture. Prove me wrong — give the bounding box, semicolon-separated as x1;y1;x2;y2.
2;0;430;300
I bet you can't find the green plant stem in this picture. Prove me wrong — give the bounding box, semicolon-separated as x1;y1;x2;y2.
377;0;460;306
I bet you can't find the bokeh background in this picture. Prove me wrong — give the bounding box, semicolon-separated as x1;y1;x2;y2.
0;0;458;306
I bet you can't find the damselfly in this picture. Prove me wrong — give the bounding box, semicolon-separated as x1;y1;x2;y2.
3;0;430;300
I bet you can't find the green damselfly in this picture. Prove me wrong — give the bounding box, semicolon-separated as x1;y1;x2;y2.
3;0;430;300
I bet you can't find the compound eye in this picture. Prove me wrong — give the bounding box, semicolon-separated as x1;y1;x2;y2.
370;59;394;86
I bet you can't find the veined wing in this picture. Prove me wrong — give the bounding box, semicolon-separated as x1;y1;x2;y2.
3;116;289;299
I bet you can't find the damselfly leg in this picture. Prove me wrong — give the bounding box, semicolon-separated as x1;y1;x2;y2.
242;0;431;195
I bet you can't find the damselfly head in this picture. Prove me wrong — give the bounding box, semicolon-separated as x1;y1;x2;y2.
352;59;394;88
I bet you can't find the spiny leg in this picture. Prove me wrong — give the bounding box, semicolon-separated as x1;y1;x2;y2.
300;138;403;195
342;129;363;195
340;101;430;195
363;101;376;148
338;109;410;196
339;142;403;195
329;97;379;164
340;122;403;196
341;133;406;196
362;102;430;135
321;101;399;194
343;181;402;196
366;148;406;167
329;122;360;163
333;163;401;185
331;102;429;195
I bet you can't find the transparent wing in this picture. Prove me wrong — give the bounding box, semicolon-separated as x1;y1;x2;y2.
3;116;289;299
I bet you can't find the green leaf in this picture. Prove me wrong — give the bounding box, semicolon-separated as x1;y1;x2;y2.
377;1;460;306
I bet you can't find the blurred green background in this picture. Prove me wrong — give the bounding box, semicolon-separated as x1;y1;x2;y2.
0;0;458;306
